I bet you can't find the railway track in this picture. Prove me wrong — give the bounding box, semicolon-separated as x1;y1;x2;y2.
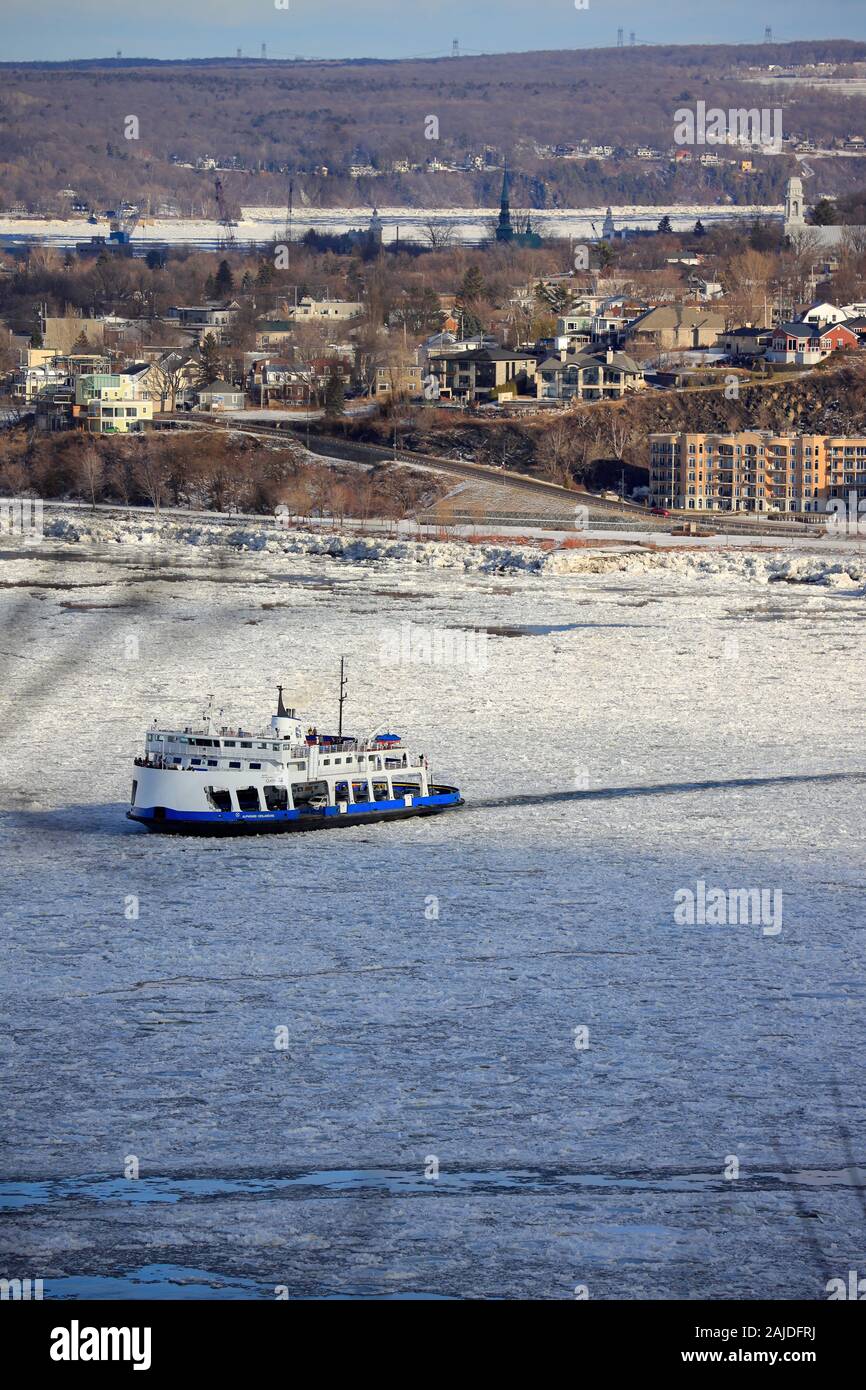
157;415;825;539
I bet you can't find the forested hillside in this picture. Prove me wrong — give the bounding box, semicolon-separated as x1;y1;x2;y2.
2;40;866;217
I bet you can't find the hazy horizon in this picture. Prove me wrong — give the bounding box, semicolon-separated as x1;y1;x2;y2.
1;0;865;64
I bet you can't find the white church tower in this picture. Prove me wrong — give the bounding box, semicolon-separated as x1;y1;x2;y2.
784;176;805;238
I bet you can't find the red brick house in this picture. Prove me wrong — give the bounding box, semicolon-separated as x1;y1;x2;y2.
767;321;859;366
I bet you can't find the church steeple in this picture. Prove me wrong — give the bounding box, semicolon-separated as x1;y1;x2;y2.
496;161;514;242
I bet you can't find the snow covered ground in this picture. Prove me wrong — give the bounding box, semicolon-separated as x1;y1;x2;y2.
0;524;864;1299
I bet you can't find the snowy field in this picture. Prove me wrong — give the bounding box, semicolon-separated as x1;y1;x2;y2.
0;523;864;1300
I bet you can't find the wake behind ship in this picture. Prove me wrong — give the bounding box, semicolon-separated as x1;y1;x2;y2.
127;685;463;835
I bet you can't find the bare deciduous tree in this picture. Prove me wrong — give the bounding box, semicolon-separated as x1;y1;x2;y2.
75;446;104;511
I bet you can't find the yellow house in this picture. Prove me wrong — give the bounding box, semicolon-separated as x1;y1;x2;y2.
74;373;153;433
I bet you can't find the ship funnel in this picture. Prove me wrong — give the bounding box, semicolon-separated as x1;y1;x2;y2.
272;684;301;739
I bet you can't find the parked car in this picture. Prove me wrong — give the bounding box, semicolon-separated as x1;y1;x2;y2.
650;506;671;516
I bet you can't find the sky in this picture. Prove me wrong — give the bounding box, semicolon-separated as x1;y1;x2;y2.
0;0;865;63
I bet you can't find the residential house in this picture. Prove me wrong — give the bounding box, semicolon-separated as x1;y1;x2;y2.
278;296;364;323
166;301;240;343
119;355;199;411
366;359;423;400
195;380;246;411
717;326;774;361
11;360;68;405
839;315;866;346
626;304;726;351
535;347;646;402
766;321;859;365
247;358;312;406
74;373;153;433
426;346;541;402
255;320;296;350
557;309;594;344
798;301;849;326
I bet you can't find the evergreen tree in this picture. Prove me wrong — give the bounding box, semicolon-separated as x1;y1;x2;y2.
454;264;486;340
809;199;838;227
657;215;673;234
535;281;570;314
215;258;234;295
196;333;223;385
693;219;706;237
458;264;485;305
457;307;484;339
323;365;345;417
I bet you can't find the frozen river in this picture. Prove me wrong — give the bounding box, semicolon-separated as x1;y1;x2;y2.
0;534;864;1299
0;202;780;250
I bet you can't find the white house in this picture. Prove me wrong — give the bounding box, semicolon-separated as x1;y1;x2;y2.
799;301;850;327
284;296;364;322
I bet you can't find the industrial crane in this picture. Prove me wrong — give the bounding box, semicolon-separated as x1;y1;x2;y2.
108;203;139;246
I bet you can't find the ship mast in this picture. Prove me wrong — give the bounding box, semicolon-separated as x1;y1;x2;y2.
337;657;347;738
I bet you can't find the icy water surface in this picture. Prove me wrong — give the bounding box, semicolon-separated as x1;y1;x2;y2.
1;542;865;1299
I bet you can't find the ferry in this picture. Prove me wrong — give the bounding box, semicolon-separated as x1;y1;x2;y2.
126;678;463;835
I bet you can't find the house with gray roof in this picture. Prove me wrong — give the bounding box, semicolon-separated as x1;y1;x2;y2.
536;347;646;402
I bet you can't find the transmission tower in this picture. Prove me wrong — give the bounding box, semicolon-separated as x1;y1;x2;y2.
261;43;267;60
452;38;459;58
284;178;294;249
629;32;636;46
765;26;773;42
617;28;624;47
214;177;236;249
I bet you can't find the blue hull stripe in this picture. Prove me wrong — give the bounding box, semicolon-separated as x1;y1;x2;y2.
129;791;462;827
